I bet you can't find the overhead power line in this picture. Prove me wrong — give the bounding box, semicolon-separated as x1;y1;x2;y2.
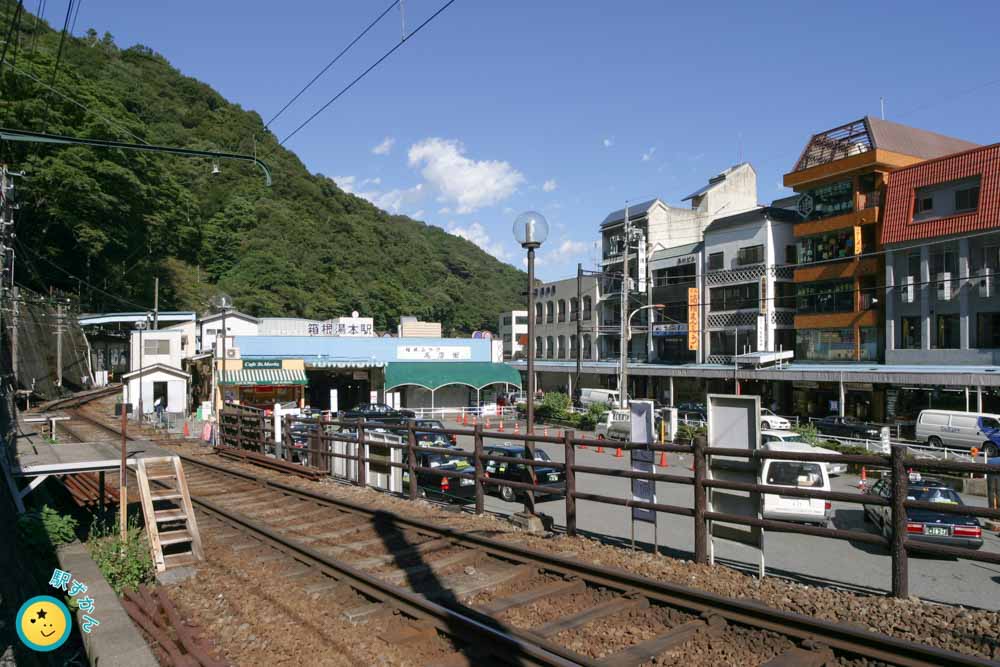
265;0;400;129
40;0;72;132
277;0;459;148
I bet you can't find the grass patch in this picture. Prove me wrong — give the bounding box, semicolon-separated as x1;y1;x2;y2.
87;514;156;595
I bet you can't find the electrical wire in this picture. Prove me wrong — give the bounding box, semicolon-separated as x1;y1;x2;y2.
265;0;399;129
277;0;459;148
68;0;80;36
40;0;72;132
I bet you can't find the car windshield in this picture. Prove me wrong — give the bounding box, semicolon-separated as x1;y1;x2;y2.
532;449;552;462
766;462;824;488
908;487;963;505
424;453;469;468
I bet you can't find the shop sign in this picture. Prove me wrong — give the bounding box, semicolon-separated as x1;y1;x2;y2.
244;360;281;369
397;345;471;361
794;381;820;389
687;288;699;351
845;383;873;391
652;323;687;337
307;311;375;337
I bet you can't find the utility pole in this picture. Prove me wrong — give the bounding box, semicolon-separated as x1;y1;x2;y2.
11;286;18;379
619;202;629;408
153;277;159;329
55;302;64;388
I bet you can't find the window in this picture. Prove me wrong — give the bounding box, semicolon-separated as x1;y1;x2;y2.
951;415;978;429
900;316;921;349
144;339;170;355
797;229;855;264
931;250;957;276
535;337;543;357
582;334;592;359
766;462;823;488
546;302;554;323
907;253;921;278
502;315;512;326
785;245;797;265
795;280;854;314
709;283;759;311
796;328;875;362
710;330;756;356
558;299;567;322
955;185;980;212
708;252;724;271
546;336;555;359
515;315;528;325
920;413;949;426
570;297;579;321
535;303;543;323
774;282;796;308
582;296;592;320
557;335;566;359
977;313;1000;348
775;329;795;352
915;196;934;214
737;245;764;266
982;417;1000;431
935;314;960;349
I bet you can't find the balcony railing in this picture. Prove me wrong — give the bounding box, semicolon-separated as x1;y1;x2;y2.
583;310;592;321
860;190;881;210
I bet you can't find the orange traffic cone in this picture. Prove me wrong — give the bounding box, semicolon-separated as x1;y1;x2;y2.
615;447;623;458
462;413;468;425
557;429;563;438
514;422;520;434
658;451;667;467
498;419;504;432
486;416;492;429
473;415;478;426
859;466;867;489
183;420;190;437
596;441;604;453
544;426;549;437
455;412;462;424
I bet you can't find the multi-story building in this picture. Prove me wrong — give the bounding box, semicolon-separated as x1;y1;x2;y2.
531;275;600;363
498;310;529;360
598;163;759;362
702;206;798;363
783;116;978;365
649;242;702;364
883;142;999;367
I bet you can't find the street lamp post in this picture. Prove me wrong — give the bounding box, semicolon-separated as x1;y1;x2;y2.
135;316;150;423
513;211;549;517
621;304;665;408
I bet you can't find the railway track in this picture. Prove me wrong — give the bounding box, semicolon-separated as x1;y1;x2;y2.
64;406;994;666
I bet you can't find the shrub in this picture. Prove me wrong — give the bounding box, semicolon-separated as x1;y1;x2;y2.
676;422;706;443
87;514;155;595
17;505;79;555
540;392;571;417
577;413;597;431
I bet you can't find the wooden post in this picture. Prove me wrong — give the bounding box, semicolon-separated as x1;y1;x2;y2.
693;435;708;564
98;471;105;514
357;418;367;489
890;445;909;598
473;423;485;514
407;422;418;501
282;415;292;462
564;429;576;536
120;393;128;543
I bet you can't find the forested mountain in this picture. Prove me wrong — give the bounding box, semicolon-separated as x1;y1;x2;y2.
0;1;526;334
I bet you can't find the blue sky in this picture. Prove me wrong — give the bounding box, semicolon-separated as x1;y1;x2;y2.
75;0;1000;280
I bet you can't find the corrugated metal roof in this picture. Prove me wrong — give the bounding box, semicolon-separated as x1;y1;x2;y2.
600;199;660;227
882;142;1000;245
650;242;702;262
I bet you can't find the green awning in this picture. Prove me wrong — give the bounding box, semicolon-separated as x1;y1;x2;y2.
384;362;522;391
220;368;308;386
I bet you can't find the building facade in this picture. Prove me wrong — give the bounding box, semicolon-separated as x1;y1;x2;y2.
498;310;529;360
702;206;798;363
883;142;1000;367
783;116;978;365
532;276;600;362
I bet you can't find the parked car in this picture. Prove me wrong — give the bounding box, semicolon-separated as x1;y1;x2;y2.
760;408;791;430
760;446;832;526
677;408;707;424
483;444;564;503
402;418;458;446
404;449;476;503
579;388;622;409
594;409;631;441
813;415;888;441
915;410;1000;458
863;475;983;550
341;403;416;423
761;431;847;475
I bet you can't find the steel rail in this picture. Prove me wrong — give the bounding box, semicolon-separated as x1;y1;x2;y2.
178;454;996;667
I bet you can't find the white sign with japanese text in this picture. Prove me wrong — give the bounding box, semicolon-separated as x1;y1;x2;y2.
397;345;471;360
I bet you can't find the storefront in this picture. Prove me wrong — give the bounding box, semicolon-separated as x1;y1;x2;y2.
218;359;308;409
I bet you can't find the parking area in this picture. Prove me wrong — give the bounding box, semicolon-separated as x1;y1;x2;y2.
444;423;1000;611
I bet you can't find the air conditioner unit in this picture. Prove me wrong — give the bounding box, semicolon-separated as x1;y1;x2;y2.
936;272;953;301
900;275;915;304
979;267;993;298
225;347;240;359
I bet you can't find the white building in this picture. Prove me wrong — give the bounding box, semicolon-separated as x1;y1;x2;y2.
130;328;185;372
498;310;529;360
198;311;259;353
702;206;798;363
532;275;600;362
122;364;190;417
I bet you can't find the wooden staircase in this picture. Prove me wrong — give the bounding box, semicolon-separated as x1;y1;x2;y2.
135;456;203;572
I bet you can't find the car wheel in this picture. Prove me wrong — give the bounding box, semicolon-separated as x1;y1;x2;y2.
597;434;606;440
928;436;943;448
500;485;516;503
983;442;999;459
761;421;771;430
418;487;428;499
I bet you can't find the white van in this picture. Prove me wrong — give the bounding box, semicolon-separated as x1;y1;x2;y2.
760;442;832;526
594;409;631;440
579;388;622;409
761;431;847;475
915;410;1000;457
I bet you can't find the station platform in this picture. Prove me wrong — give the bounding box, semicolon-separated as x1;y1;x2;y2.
3;413;174;512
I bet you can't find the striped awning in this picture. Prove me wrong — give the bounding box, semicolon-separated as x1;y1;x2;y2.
219;369;308;386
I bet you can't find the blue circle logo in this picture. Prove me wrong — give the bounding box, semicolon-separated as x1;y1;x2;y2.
16;595;71;652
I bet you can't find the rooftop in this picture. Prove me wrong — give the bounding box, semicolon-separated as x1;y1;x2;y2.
600;198;660;227
682;163;751;201
703;206;800;234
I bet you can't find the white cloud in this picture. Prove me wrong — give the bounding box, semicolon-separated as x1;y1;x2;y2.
525;239;588;267
408;138;524;213
447;221;509;260
438;207;451;215
603;137;614;148
542;179;558;192
372;184;424;214
372;136;395;155
412;210;425;219
641;147;656;161
334;175;358;192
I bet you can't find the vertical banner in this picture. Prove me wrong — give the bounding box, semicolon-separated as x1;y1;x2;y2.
687;288;699;351
630;400;656;524
758;275;768;352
